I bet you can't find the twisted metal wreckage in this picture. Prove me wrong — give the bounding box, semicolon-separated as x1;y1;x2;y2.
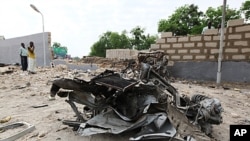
49;51;223;141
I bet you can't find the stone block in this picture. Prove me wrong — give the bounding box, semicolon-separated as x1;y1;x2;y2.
166;49;176;54
172;43;183;48
225;48;238;53
178;37;189;42
161;32;173;38
161;44;171;49
213;35;225;41
184;43;195;48
204;29;218;35
190;49;200;54
150;44;160;49
232;55;246;60
171;55;181;60
197;42;203;47
245;33;250;38
183;55;193;60
234;41;248;46
236;25;250;32
204;36;211;41
227;19;244;27
205;42;218;47
178;49;188;54
195;55;206;59
190;36;202;41
228;34;242;40
242;48;250;53
156;38;165;44
210;49;219;54
167;38;177;43
209;55;215;59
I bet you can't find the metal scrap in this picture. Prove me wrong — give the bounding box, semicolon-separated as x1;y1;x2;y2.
49;51;223;141
0;122;35;141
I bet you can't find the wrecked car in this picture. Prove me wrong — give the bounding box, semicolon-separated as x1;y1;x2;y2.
49;58;223;141
122;51;170;81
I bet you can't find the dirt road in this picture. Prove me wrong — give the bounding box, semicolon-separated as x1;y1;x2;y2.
0;66;250;141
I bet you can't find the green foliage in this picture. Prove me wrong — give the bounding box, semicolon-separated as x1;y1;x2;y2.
89;31;132;57
142;34;157;50
205;6;241;27
241;0;250;20
89;27;156;57
158;4;204;35
190;25;204;35
158;4;242;35
52;42;61;48
89;3;243;57
89;40;106;57
130;26;157;50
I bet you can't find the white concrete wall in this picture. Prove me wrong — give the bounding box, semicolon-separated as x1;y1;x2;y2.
0;32;52;66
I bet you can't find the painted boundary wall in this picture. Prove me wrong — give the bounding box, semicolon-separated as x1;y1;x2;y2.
150;19;250;83
0;32;52;66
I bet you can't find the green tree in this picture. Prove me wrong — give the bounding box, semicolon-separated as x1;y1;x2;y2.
130;26;145;50
205;6;241;28
158;4;204;35
241;0;250;21
89;31;131;57
130;26;157;50
52;42;61;48
89;27;157;57
158;4;242;35
142;34;157;50
89;41;105;57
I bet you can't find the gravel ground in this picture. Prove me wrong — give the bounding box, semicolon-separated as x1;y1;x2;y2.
0;65;249;141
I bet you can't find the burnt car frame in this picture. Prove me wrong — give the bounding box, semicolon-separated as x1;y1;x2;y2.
49;52;223;141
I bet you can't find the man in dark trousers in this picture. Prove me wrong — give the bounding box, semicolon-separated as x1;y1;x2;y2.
19;43;28;71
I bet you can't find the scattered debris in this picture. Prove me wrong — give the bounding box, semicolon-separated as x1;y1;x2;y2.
28;132;39;139
56;127;67;132
237;119;250;124
233;88;241;91
0;116;11;124
38;132;46;138
0;66;15;74
231;113;241;119
31;104;48;108
0;122;35;141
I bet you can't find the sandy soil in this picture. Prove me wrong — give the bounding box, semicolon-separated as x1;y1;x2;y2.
0;65;250;141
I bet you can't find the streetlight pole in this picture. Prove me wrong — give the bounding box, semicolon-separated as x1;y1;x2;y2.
30;4;46;67
216;0;227;84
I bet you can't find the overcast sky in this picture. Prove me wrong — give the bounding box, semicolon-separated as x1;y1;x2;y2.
0;0;245;57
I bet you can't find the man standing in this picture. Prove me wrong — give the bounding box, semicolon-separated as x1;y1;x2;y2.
19;43;28;71
201;21;215;34
27;41;36;74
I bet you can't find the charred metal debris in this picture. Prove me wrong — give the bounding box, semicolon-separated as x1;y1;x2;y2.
50;51;223;141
